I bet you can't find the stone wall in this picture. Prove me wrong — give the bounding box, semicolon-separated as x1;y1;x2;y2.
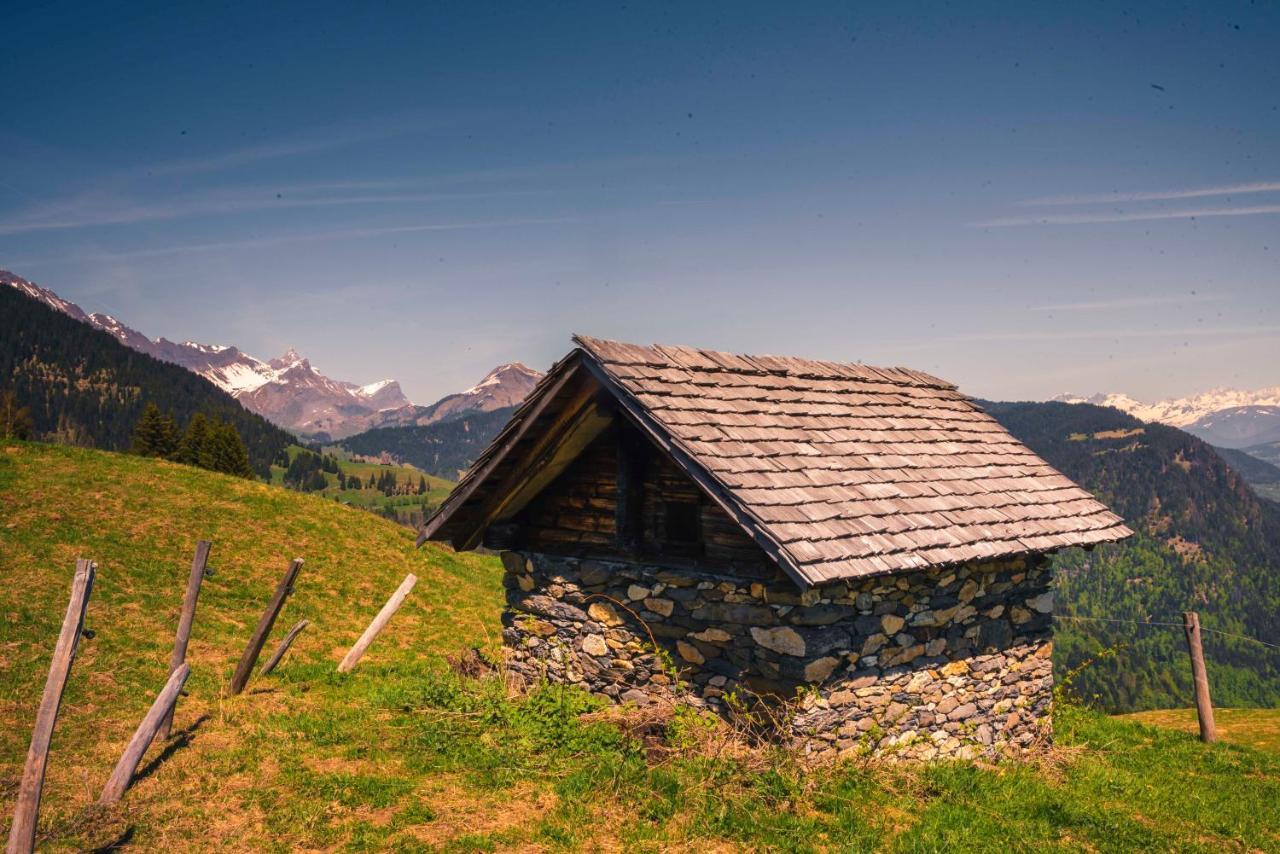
500;549;1056;760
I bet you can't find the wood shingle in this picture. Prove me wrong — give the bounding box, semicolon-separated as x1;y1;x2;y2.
421;336;1131;587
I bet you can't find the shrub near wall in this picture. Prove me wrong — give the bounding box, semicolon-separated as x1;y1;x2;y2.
500;550;1056;760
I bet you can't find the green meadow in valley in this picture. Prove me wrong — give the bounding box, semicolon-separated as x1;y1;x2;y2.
269;444;455;527
2;441;1278;851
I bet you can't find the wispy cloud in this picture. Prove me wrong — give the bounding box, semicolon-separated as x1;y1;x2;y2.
0;183;555;235
10;216;579;265
122;112;448;179
1030;294;1227;312
899;324;1280;349
972;204;1280;228
1021;180;1280;207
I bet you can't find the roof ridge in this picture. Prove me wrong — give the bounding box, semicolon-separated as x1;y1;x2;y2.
572;334;956;390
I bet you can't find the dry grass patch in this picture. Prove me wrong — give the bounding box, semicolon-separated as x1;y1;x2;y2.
1118;707;1280;754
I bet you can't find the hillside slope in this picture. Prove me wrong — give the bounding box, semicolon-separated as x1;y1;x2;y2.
986;401;1280;711
1;442;1278;850
0;285;293;474
1214;445;1280;502
0;441;502;849
338;406;516;479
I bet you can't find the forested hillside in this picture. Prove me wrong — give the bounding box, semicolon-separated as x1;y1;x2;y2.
0;285;292;474
1214;445;1280;502
987;401;1280;711
338;407;514;479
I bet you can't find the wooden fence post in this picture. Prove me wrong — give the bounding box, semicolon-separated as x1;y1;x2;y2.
229;558;303;695
157;540;210;740
259;619;310;676
7;559;96;854
99;663;191;804
1182;611;1217;744
338;574;417;673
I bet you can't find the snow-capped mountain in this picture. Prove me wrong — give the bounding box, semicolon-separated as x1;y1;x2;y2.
1052;387;1280;428
417;362;542;424
1053;387;1280;450
1183;405;1280;450
1;270;411;438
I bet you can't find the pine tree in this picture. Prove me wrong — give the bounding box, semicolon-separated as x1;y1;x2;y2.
228;424;255;478
0;390;33;440
157;412;180;458
131;403;167;456
176;413;210;465
197;419;221;471
211;420;254;478
418;475;427;495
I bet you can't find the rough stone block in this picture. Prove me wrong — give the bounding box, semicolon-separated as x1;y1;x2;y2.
751;625;806;656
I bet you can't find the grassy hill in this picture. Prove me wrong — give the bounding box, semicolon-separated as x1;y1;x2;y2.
2;442;1279;850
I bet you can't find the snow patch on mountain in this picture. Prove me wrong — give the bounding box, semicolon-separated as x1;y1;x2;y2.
1054;387;1280;428
2;270;414;438
418;362;542;424
359;379;396;396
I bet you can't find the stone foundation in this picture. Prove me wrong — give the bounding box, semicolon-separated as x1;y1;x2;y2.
500;550;1055;760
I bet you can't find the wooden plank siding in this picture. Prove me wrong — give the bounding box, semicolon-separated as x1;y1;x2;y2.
517;423;778;579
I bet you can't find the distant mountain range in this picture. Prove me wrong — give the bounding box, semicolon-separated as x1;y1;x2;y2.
1054;388;1280;450
1;282;293;474
1;270;542;440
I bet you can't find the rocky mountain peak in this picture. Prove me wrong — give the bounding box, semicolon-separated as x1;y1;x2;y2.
1;270;418;439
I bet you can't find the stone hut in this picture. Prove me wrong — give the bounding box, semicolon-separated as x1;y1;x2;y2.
419;336;1131;759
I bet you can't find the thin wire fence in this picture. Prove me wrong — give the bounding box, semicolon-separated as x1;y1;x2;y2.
1053;613;1280;650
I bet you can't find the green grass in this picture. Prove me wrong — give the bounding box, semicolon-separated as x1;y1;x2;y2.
2;441;1280;851
268;444;454;524
1117;708;1280;754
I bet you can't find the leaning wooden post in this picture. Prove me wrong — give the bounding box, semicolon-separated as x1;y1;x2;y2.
338;574;417;673
7;559;96;854
229;558;303;695
99;663;190;804
157;540;211;740
259;619;310;676
1182;611;1217;744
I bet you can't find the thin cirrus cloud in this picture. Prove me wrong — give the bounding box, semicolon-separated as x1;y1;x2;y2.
1018;180;1280;207
1030;294;1228;312
973;178;1280;227
972;203;1280;228
119;109;460;179
9;215;580;265
897;323;1280;350
0;183;557;235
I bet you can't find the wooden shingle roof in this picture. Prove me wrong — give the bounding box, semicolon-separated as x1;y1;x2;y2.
421;336;1131;587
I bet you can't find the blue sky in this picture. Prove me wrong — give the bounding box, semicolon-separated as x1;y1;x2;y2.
2;1;1277;403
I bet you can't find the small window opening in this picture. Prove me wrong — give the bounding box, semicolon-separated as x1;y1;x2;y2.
664;500;701;545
